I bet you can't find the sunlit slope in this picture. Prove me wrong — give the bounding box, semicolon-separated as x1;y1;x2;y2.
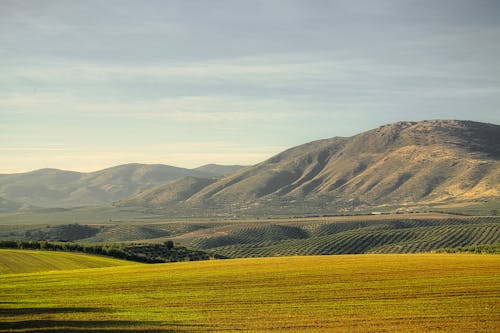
0;249;135;274
118;120;500;215
1;254;498;332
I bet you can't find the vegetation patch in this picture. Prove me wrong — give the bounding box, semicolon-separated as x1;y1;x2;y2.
436;242;500;254
0;240;218;264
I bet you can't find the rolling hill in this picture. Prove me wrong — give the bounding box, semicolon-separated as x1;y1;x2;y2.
0;197;36;213
3;214;497;258
118;120;500;215
0;163;245;208
184;216;499;258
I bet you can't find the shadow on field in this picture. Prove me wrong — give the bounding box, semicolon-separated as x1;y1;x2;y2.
0;307;204;332
0;307;105;315
0;320;185;332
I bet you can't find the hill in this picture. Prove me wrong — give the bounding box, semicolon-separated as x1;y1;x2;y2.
0;197;36;213
0;254;498;332
118;120;500;216
184;216;499;258
192;164;247;176
0;249;133;274
0;163;244;208
2;214;497;257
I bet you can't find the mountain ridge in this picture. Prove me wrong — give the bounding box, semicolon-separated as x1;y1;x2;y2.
117;120;500;215
0;163;246;208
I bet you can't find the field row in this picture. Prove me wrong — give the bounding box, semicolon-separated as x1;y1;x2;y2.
190;217;500;258
1;216;498;258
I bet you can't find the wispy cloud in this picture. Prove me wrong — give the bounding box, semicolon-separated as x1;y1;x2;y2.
0;93;294;122
1;0;499;173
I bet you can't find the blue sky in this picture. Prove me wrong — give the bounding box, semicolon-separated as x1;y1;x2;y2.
1;0;499;172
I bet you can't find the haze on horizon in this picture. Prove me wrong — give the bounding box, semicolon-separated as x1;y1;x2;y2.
1;0;499;173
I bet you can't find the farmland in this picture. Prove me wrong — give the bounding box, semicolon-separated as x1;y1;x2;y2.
0;249;132;274
192;216;500;258
1;252;499;332
1;214;498;258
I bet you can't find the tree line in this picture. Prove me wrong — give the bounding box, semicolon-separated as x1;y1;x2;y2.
0;240;218;263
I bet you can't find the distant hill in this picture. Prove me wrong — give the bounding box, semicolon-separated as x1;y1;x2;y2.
118;120;500;215
192;164;247;176
122;177;218;208
0;196;36;213
0;163;244;208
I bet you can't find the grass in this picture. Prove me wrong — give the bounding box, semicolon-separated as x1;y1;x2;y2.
0;249;133;274
0;252;498;332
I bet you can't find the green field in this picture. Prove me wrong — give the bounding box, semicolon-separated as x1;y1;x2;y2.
0;251;498;332
0;249;133;274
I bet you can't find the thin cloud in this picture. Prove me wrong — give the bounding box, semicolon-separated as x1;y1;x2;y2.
0;94;292;122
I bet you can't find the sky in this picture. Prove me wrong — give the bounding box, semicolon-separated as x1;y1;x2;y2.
1;0;499;173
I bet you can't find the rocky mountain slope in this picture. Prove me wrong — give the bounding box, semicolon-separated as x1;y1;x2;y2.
118;120;500;215
0;163;245;208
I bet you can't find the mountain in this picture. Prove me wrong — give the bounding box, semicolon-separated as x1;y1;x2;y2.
0;163;243;208
122;177;218;208
0;197;36;213
117;120;500;215
193;164;247;176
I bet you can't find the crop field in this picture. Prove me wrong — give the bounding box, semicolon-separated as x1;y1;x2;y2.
2;215;498;259
198;217;499;258
0;249;132;274
178;216;499;258
0;252;499;332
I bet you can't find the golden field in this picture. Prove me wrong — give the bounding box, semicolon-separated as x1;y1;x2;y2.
0;251;499;332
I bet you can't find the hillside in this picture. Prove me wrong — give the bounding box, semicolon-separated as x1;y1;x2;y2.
0;163;244;208
2;214;497;257
0;254;498;332
0;249;133;274
184;216;499;258
0;197;36;213
193;164;247;176
118;120;500;215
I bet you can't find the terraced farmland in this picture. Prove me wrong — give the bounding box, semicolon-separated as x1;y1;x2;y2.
0;253;498;332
